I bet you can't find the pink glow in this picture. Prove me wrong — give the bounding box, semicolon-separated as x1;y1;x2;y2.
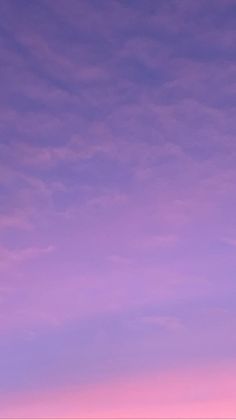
1;361;236;418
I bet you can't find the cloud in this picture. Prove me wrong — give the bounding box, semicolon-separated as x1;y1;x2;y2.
0;213;31;230
0;244;54;270
135;234;179;249
221;237;236;247
141;314;184;332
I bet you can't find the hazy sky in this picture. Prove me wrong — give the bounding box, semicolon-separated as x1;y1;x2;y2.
0;0;236;417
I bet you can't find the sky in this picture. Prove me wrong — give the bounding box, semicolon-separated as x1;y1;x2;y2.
0;0;236;417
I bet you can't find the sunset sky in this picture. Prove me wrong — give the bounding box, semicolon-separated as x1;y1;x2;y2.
0;0;236;417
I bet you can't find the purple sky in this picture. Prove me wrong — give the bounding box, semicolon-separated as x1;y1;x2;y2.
0;0;236;417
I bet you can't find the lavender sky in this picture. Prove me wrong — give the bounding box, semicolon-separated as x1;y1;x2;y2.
0;0;236;417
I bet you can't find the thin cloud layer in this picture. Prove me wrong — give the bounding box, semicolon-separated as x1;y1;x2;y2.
0;0;236;417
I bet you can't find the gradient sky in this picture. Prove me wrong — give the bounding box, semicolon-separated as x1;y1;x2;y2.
0;0;236;417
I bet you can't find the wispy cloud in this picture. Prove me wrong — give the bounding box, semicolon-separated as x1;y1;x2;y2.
0;244;54;270
0;213;31;230
141;314;184;332
221;236;236;247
